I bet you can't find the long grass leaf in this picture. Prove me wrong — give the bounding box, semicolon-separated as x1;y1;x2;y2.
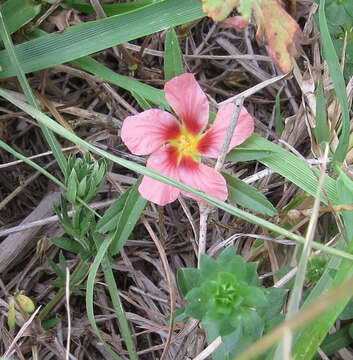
73;56;167;107
274;147;328;359
101;255;138;359
86;234;123;360
0;0;204;79
319;0;350;163
291;168;353;359
164;27;184;81
227;134;339;204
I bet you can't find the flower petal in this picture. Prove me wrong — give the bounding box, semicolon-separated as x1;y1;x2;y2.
178;157;228;201
197;104;254;158
165;73;209;135
139;145;180;206
121;109;181;155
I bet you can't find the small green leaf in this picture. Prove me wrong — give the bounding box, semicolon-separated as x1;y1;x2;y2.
48;257;65;278
339;299;353;320
200;254;219;280
177;268;201;296
225;147;274;162
96;190;130;233
42;316;61;330
50;237;91;259
259;287;288;322
66;169;78;204
164;27;184;81
313;78;330;145
275;86;284;135
77;177;87;198
227;134;339;205
131;91;152;110
110;177;148;255
224;172;277;216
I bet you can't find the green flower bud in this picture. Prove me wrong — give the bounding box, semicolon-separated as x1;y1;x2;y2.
15;294;35;314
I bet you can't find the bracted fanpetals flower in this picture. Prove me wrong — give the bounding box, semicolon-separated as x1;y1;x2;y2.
121;73;254;206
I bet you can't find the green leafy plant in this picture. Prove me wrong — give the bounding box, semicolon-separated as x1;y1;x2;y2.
52;153;107;255
65;153;107;205
47;252;88;293
177;246;287;359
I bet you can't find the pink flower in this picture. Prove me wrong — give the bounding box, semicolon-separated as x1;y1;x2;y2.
121;73;254;206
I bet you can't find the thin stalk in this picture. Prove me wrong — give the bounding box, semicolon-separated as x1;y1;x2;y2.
198;97;244;267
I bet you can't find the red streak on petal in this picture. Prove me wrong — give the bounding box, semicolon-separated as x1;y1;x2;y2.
166;145;180;167
183;115;202;136
165;122;182;140
196;132;214;155
179;155;199;171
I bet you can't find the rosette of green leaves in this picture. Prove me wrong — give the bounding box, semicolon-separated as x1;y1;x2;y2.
52;153;107;258
66;153;107;205
177;246;287;359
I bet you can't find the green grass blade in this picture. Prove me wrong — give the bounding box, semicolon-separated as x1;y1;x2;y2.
101;255;138;360
275;87;284;136
73;56;167;107
227;134;339;205
292;170;353;359
26;28;167;106
110;178;147;255
223;172;277;216
287;158;327;316
0;0;204;79
0;9;67;174
319;0;350;163
164;27;184;81
66;0;157;16
274;149;328;359
1;0;41;35
2;88;353;262
86;234;123;360
313;78;330;145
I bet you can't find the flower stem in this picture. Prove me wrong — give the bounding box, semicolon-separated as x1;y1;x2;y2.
197;97;245;268
215;97;244;171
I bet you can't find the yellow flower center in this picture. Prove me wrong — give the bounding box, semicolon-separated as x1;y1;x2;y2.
169;128;201;162
177;135;197;154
